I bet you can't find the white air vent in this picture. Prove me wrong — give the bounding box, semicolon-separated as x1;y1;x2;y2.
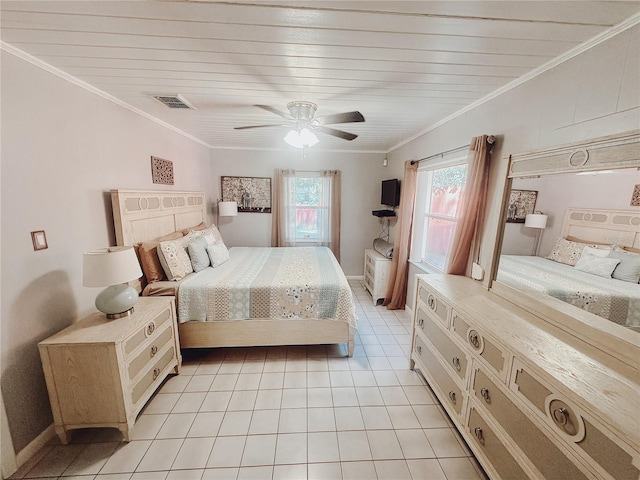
152;94;195;109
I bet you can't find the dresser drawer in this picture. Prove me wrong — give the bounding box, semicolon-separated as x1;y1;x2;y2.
131;345;176;405
124;307;172;356
467;407;529;480
417;284;450;327
472;366;588;480
451;312;507;381
511;361;639;480
415;306;468;383
127;325;174;381
413;334;464;419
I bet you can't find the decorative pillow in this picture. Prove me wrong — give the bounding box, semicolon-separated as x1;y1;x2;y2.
207;241;230;268
608;246;640;283
580;245;610;259
137;231;184;283
188;236;210;272
574;254;620;278
182;222;207;236
158;232;195;281
191;224;224;245
547;238;597;266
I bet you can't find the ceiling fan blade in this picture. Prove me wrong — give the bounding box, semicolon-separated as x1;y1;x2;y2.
255;105;292;119
316;126;358;141
317;111;365;125
234;124;283;130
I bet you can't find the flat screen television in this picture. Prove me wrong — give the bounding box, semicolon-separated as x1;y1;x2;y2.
381;179;400;207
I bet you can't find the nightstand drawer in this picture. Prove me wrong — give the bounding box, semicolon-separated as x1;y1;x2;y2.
451;312;507;381
467;407;529;480
128;325;174;381
124;307;172;356
413;334;464;418
415;306;468;383
472;366;588;480
131;345;176;405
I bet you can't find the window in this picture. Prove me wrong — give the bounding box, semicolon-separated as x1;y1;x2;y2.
413;162;468;271
284;174;331;242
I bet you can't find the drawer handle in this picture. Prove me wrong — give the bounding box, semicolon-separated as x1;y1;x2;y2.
480;387;490;402
150;345;158;357
427;295;435;309
452;357;461;371
468;330;480;348
448;391;456;404
418;318;424;329
146;322;156;336
153;368;161;380
474;427;484;444
416;345;422;355
553;407;569;426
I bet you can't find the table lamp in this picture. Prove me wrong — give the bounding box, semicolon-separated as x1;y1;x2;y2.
83;246;143;319
525;212;548;256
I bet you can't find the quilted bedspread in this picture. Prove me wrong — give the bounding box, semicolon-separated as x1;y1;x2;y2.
178;246;357;328
496;255;640;327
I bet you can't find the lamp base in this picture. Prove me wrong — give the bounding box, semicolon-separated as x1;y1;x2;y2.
95;284;139;320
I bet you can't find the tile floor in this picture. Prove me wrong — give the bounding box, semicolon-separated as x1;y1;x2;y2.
11;280;487;480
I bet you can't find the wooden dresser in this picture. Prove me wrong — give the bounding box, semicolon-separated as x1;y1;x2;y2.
411;274;639;480
39;297;181;444
364;248;391;305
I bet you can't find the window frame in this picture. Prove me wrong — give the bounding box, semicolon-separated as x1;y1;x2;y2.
283;172;332;244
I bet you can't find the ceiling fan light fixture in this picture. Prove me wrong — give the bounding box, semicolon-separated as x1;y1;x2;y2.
284;128;319;148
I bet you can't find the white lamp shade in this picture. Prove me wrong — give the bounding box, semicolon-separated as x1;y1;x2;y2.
284;128;319;148
218;201;238;217
83;246;142;287
524;213;548;229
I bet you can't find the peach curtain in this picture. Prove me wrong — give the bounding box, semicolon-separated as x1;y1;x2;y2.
445;135;492;275
383;160;418;310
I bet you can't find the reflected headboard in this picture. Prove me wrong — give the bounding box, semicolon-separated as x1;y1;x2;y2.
111;189;207;246
561;208;640;249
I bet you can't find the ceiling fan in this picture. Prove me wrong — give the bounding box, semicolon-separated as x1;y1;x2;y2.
234;101;365;148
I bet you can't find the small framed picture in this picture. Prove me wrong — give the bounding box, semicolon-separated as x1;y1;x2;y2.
31;230;48;251
506;189;538;223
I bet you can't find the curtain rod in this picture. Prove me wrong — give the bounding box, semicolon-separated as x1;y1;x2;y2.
410;135;495;166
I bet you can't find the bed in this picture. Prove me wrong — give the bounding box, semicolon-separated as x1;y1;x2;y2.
111;189;357;356
496;208;640;327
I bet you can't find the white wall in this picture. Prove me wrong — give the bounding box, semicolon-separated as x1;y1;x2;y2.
392;24;639;309
1;52;214;456
209;149;387;276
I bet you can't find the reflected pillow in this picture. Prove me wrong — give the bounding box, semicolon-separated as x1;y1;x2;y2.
207;241;230;268
188;236;211;272
547;238;598;266
574;254;620;278
565;235;612;247
608;246;640;283
580;245;610;259
158;232;196;281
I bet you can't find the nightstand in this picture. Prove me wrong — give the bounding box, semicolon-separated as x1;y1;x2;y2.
363;248;391;305
39;296;181;444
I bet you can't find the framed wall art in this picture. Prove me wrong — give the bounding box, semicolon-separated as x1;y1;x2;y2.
631;184;640;207
221;176;272;213
31;230;48;251
151;156;174;185
506;189;538;223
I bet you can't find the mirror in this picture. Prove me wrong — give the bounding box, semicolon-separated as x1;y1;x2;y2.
491;131;640;337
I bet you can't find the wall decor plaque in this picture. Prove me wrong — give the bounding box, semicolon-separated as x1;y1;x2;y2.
221;176;271;213
151;156;174;185
506;189;538;223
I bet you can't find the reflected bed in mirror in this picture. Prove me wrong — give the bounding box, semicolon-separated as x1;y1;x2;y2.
492;130;640;342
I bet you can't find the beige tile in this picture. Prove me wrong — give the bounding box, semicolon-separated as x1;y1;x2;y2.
218;411;252;436
285;359;307;372
160;375;191;393
307;371;331;388
367;357;392;370
374;460;412;479
241;434;277;466
131;471;168;480
237;465;274;479
332;387;359;407
137;438;183;472
173;392;207;413
284;371;307;388
240;361;264;374
259;372;285;390
379;386;409;405
217;363;242;374
172;437;216;470
423;428;468;458
199;391;232;412
227;390;257;411
308;432;340;463
330;371;354;387
351;371;376;387
308;407;336;432
254;389;283;409
278;408;308;433
166;469;204;480
202;467;239;479
355;387;385;406
187;411;224;438
129;414;168;440
337;431;372;461
406;459;447;480
328;358;351;371
395;429;436;459
308;462;342;480
386;406;421;430
249;409;280;434
307;358;329;372
273;463;307;480
234;374;262;391
366;430;403;460
438;457;486;480
308;388;334;407
281;388;307;408
195;363;221;376
209;374;239;391
275;433;307;464
185;375;215;392
413;405;450;429
262;359;286;372
143;393;181;414
334;407;365;431
62;442;119;476
341;460;377;479
403;385;435;404
207;436;247;468
361;406;393;430
156;412;197;439
94;474;132;480
100;441;152;474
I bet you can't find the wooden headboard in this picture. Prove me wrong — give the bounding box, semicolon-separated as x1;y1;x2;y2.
111;189;207;246
561;208;640;249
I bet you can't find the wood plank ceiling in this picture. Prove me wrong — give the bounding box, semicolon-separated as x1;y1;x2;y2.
2;1;639;152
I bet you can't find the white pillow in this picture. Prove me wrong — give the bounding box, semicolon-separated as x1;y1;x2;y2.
188;236;211;272
574;253;620;278
158;232;196;280
207;241;230;268
580;245;610;258
608;246;640;283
